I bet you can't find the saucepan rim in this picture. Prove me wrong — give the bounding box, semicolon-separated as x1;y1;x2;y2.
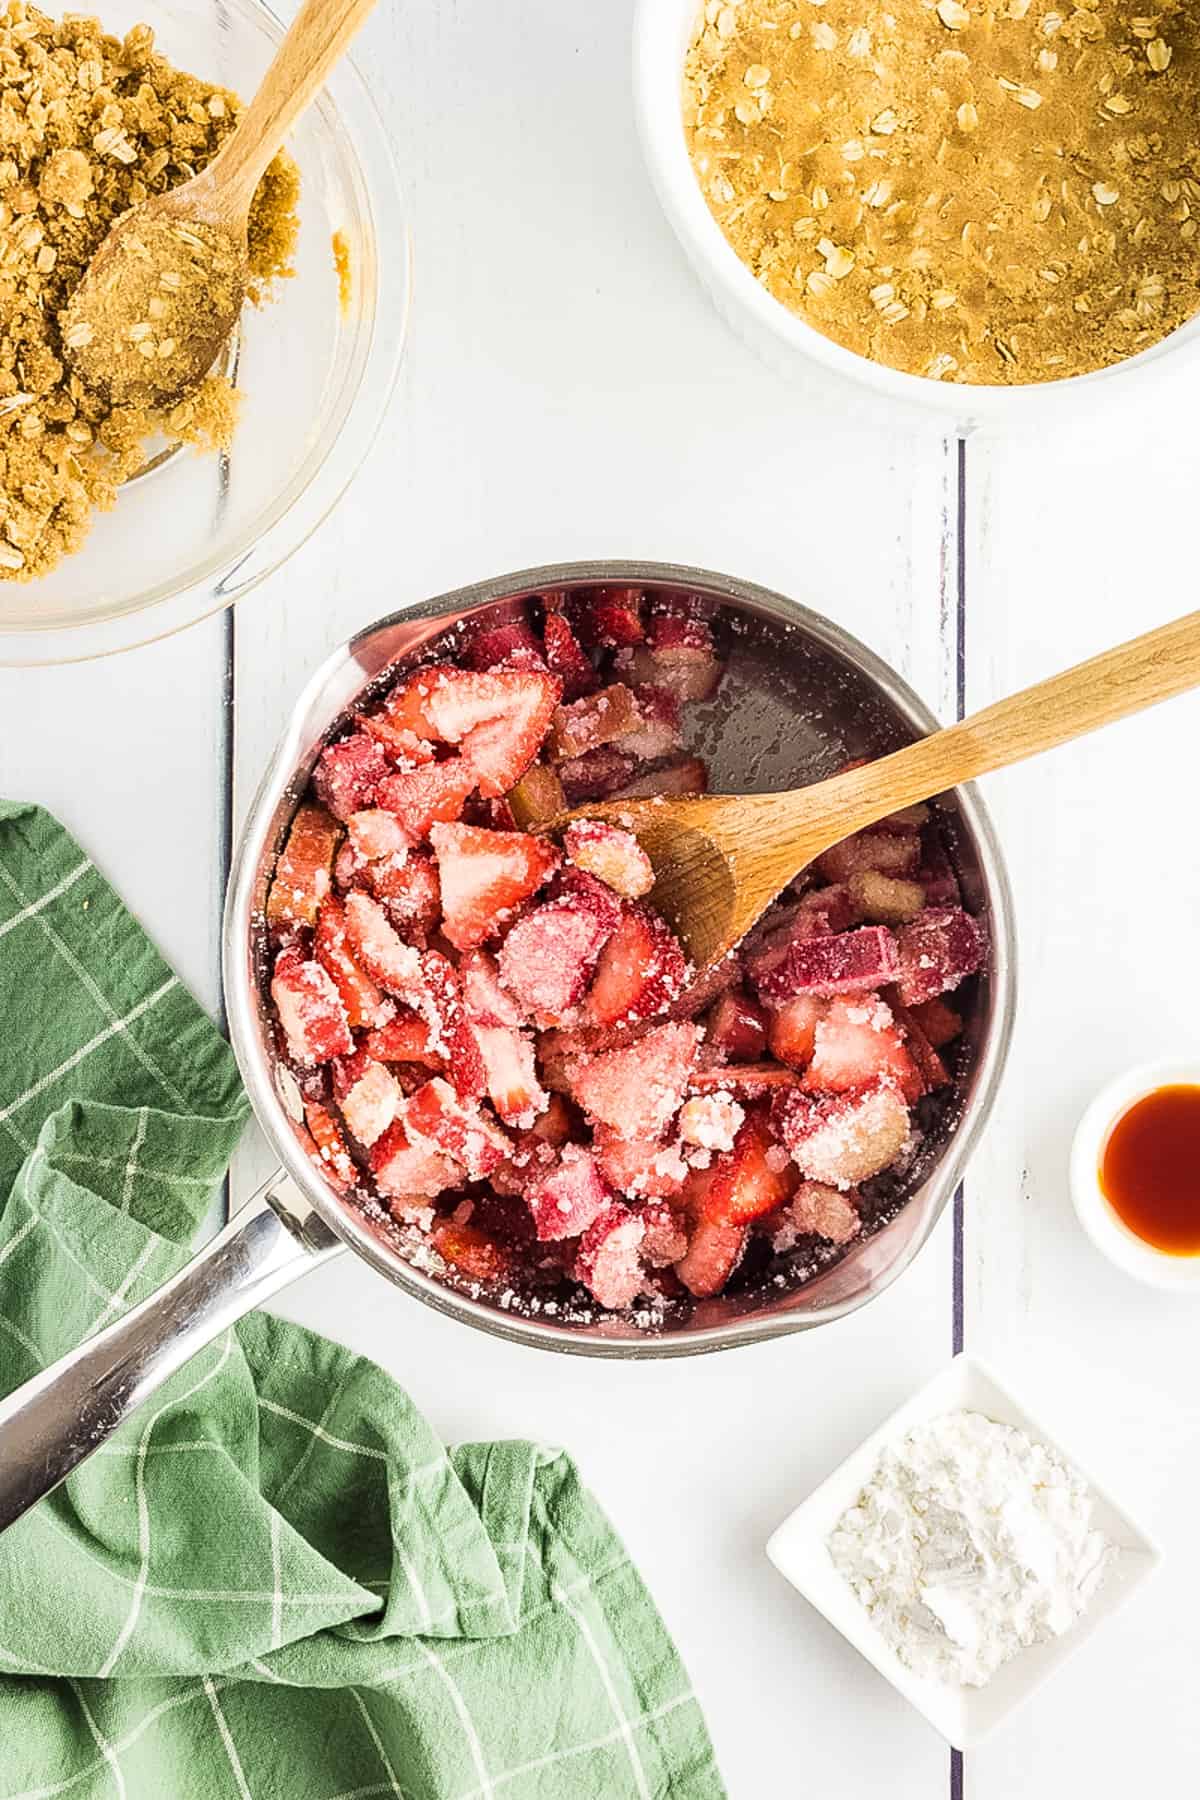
222;559;1017;1357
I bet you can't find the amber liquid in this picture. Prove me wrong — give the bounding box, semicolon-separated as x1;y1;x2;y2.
1099;1085;1200;1256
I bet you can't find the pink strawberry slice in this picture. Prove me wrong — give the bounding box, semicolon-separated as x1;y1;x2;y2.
564;819;654;900
404;1077;512;1179
460;949;523;1027
541;609;597;699
498;893;618;1026
343;891;424;1000
431;1218;512;1283
413;950;487;1100
386;667;562;798
302;1101;357;1193
312;731;392;823
805;994;923;1103
375;759;477;841
429;821;560;952
314;894;390;1030
673;1213;747;1300
570;1020;698;1141
574;1202;647;1309
348;809;410;862
370;1118;460;1201
765;994;828;1070
593;1124;687;1200
471;1020;547;1128
463;615;547;673
575;587;645;648
337;1057;402;1148
356;712;437;768
367;850;442;944
363;1006;442;1067
702;1112;797;1226
272;946;353;1066
525;1144;614;1241
267;803;341;930
584;903;688;1030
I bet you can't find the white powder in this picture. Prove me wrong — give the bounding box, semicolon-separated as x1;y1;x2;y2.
826;1409;1116;1688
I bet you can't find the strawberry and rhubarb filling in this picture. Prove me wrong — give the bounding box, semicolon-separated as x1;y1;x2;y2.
264;587;985;1324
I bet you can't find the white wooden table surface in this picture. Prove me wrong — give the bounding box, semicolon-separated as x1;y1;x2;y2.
2;1;1198;1792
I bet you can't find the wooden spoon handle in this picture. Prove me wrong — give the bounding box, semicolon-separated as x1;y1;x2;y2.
810;607;1200;843
208;0;378;212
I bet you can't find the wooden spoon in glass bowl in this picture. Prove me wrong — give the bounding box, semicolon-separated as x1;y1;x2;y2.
60;0;377;410
559;609;1200;972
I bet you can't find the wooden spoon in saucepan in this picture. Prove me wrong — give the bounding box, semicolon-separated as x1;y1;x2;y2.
561;609;1200;972
60;0;376;409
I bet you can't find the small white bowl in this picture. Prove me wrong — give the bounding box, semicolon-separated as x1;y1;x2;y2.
1071;1059;1200;1293
632;0;1200;429
765;1355;1161;1750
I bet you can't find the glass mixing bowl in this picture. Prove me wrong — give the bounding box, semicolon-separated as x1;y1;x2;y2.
0;0;409;665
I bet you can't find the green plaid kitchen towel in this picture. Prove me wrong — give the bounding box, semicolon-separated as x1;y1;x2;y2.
0;801;723;1800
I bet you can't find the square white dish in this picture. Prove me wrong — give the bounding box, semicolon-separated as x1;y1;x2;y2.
765;1354;1162;1749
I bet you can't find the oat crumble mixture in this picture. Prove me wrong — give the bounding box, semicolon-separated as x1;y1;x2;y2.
0;2;299;581
684;0;1200;383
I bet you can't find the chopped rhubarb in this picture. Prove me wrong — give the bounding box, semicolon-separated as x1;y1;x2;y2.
557;745;640;805
272;947;353;1066
584;903;688;1030
917;826;961;906
564;819;654;900
463;615;546;673
674;1212;747;1299
772;1081;911;1187
705;988;768;1061
267;803;341;930
907;995;963;1049
641;1201;690;1268
895;906;986;1006
846;869;925;927
815;829;921;884
314;894;390;1030
753;925;900;1004
405;1078;511;1179
609;755;708;799
498;890;618;1025
375;760;477;840
620;686;684;762
429;821;560;952
769;1181;861;1248
526;1145;614;1241
804;994;923;1105
890;1002;951;1094
689;1062;801;1099
576;587;645;648
338;1057;402;1148
431;1218;512;1283
574;1203;646;1309
541;609;597;699
547;683;642;762
678;1090;744;1154
370;1119;459;1200
508;761;567;829
303;1101;357;1192
312;733;392;823
570;1020;698;1140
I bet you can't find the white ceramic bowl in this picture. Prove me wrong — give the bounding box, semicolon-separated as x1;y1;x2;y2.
1071;1059;1200;1293
765;1355;1161;1750
632;0;1200;428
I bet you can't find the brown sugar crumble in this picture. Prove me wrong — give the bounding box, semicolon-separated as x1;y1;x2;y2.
0;3;300;581
684;0;1200;384
331;228;351;314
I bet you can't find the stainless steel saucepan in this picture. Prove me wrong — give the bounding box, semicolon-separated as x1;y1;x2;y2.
0;562;1016;1533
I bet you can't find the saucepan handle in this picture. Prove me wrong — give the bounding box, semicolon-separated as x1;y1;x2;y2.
0;1169;342;1537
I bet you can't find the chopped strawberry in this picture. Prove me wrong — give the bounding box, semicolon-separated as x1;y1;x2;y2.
387;667;562;797
547;683;641;762
508;761;567;828
574;1203;646;1309
338;1057;402;1147
541;609;597;698
460;949;523;1026
267;803;341;929
357;713;437;768
570;1020;698;1140
703;1112;797;1225
363;1007;442;1066
564;819;654;900
429;821;560;952
314;894;391;1029
689;1063;801;1099
907;994;963;1049
576;587;645;648
772;1081;911;1187
302;1101;357;1192
673;1173;747;1299
553;868;625;934
890;1002;951;1093
641;1201;690;1268
804;994;923;1104
367;850;442;943
593;1124;688;1199
272;947;353;1066
414;951;487;1100
348;809;411;862
765;994;827;1070
463;616;546;673
343;891;424;999
815;828;921;884
431;1218;512;1283
610;755;708;799
768;1181;861;1248
557;745;640;805
584;903;688;1030
620;686;683;762
917;826;961;906
498;891;619;1026
370;1118;460;1200
895;906;986;1006
705;988;768;1061
472;1020;548;1127
753;925;900;1004
313;732;392;822
526;1144;614;1240
640;609;723;701
375;760;477;840
846;869;925;927
405;1077;511;1179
